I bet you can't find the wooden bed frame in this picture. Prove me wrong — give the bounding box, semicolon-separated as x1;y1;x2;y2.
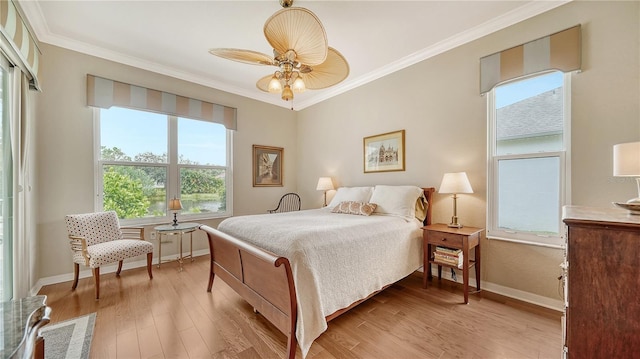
199;187;435;358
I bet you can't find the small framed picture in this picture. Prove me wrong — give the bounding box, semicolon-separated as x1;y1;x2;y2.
363;130;405;173
253;145;283;187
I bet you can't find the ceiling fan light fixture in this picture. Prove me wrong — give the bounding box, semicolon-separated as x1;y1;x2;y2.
292;75;306;93
268;74;282;93
209;0;349;104
281;85;294;101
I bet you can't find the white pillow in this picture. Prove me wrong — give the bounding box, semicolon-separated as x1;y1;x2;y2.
327;186;374;209
369;185;424;220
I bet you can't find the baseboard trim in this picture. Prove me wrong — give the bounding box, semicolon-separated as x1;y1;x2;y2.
31;249;210;296
419;265;563;312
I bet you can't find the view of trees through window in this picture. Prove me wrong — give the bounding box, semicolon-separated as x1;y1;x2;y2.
98;107;229;221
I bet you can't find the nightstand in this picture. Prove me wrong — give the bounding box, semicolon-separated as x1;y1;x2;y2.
423;223;483;304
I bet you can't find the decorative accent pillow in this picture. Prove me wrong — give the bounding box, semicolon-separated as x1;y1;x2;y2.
415;194;429;222
369;185;424;220
331;201;378;216
327;186;374;209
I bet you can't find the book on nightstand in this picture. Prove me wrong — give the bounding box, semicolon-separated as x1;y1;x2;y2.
434;246;463;268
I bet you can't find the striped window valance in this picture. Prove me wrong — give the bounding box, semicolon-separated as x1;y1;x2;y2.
0;0;41;90
87;74;237;130
480;25;581;94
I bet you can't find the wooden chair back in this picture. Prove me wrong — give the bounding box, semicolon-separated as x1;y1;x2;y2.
268;193;301;213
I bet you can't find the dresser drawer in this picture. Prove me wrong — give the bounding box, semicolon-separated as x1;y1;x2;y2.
426;230;463;248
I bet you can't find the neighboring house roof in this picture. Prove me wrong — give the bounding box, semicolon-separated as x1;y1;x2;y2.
497;87;563;140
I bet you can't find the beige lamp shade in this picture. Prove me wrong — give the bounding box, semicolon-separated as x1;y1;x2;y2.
316;177;334;191
169;198;183;211
439;172;473;228
613;141;640;176
439;172;474;194
613;141;640;207
316;177;334;207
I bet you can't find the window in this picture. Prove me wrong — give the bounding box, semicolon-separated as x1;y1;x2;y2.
487;71;570;248
95;107;232;225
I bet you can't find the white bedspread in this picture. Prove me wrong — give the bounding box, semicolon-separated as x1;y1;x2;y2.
217;208;423;357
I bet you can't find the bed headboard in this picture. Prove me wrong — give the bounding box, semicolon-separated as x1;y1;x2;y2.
422;187;436;226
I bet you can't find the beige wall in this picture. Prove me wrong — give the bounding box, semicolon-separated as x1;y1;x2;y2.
34;44;297;281
32;1;639;307
296;1;639;306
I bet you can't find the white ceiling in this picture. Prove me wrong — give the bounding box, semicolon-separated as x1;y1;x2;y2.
20;0;569;110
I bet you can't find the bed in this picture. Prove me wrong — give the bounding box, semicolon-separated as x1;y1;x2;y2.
200;185;435;358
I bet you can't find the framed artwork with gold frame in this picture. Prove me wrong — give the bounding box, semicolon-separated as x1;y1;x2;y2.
363;130;405;173
253;145;283;187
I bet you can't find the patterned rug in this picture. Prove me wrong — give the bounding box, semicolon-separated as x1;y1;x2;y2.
40;312;96;359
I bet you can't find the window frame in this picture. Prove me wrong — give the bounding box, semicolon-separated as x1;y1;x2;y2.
486;71;571;248
93;108;233;225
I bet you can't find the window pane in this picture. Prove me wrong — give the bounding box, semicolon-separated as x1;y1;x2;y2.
497;157;560;235
496;72;564;155
178;118;226;165
180;168;226;213
103;165;167;219
101;107;168;163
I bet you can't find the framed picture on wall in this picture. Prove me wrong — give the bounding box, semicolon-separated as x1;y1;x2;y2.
253;145;283;187
363;130;405;173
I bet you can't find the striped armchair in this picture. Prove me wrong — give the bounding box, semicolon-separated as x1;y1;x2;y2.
64;211;153;299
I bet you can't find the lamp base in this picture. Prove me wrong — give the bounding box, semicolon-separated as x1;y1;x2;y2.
172;212;178;226
448;214;463;228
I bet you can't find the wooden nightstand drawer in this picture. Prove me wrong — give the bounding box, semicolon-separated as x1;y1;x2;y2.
426;230;463;248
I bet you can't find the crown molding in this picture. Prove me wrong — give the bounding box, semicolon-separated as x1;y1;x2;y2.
20;0;571;111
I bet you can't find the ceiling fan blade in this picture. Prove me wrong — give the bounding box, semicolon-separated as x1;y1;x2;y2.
264;7;328;67
209;48;275;66
302;47;349;90
256;74;273;93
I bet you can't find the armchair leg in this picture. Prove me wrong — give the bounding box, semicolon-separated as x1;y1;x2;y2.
72;263;79;290
146;252;153;279
116;260;123;276
93;267;100;300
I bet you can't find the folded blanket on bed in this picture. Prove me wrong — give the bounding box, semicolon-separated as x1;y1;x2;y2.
218;208;423;357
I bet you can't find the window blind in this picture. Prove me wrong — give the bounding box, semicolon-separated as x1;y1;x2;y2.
480;25;581;94
86;74;237;130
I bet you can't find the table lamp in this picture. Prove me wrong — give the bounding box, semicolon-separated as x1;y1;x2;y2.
439;172;474;228
169;197;183;226
613;141;640;205
316;177;334;207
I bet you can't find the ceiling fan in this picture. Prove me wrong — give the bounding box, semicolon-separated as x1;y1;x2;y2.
209;0;349;103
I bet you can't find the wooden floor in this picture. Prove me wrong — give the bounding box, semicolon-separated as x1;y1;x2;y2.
38;255;562;358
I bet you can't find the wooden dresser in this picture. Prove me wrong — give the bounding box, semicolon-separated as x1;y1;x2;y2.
562;206;640;359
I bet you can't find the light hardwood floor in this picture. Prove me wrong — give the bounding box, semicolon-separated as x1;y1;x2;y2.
38;255;562;358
